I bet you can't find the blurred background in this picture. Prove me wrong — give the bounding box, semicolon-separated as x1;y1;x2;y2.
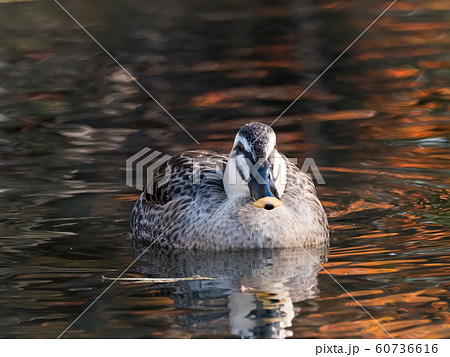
0;0;449;338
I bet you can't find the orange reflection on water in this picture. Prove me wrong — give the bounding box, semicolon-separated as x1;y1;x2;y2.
115;194;140;201
345;288;446;307
320;267;398;275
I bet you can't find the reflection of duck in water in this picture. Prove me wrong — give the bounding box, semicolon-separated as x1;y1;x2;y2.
133;243;327;338
229;290;295;339
131;122;329;249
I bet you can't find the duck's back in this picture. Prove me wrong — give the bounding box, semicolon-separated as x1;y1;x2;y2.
130;150;228;245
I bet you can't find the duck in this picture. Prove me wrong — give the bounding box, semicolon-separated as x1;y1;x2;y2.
131;122;329;250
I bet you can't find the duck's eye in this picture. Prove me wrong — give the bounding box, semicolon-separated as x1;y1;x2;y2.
236;143;244;154
274;145;278;151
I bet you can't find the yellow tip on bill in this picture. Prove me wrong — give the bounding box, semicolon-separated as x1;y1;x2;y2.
253;197;282;209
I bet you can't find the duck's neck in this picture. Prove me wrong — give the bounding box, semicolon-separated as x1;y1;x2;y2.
223;158;250;199
223;154;287;199
271;151;287;197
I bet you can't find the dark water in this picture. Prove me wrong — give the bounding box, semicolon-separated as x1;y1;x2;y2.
0;0;449;338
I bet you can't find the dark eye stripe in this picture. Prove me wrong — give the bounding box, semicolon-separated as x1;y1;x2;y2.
236;165;248;182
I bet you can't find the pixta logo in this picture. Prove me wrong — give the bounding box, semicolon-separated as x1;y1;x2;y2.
126;148;171;192
126;148;325;192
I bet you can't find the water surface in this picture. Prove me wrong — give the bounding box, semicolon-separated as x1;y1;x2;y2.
0;0;449;338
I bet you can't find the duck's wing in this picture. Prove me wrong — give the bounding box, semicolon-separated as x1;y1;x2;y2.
285;157;318;196
284;157;329;232
142;150;228;206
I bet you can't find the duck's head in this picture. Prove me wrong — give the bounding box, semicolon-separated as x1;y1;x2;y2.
224;122;287;210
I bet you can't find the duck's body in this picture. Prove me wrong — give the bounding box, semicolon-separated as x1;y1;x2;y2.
131;123;329;250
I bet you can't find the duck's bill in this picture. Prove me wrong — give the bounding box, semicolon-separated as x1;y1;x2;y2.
252;196;282;210
248;160;281;210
